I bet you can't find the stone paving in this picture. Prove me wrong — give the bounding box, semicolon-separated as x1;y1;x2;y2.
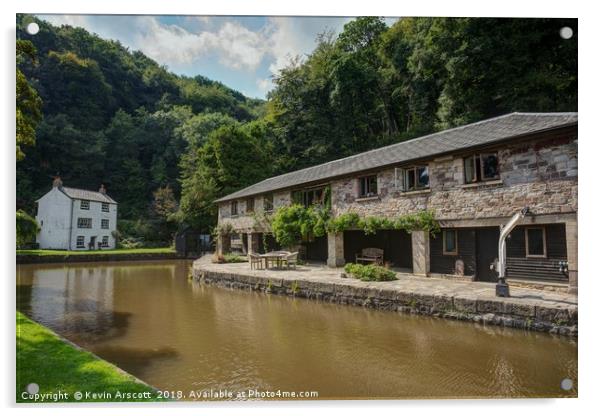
194;255;577;310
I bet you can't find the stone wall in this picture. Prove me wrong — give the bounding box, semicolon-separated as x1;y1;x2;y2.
331;133;577;220
217;131;577;231
192;265;578;337
218;190;291;233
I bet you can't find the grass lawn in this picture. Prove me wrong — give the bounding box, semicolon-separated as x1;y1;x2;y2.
16;311;163;403
17;247;175;256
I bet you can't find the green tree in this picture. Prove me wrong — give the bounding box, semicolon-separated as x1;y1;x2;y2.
16;40;42;161
16;210;40;248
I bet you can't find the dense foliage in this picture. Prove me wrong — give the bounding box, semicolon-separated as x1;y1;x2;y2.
268;205;439;247
343;263;397;282
16;210;40;248
17;15;576;246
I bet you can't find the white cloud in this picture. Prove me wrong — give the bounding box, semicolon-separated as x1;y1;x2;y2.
256;77;273;95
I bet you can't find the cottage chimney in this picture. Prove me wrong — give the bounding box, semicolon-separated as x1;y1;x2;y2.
99;184;107;194
52;176;63;188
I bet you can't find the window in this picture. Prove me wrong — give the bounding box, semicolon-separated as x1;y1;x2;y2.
101;219;109;229
292;187;328;208
525;227;546;257
230;201;238;216
77;218;92;229
101;236;109;247
245;197;255;213
443;230;458;255
80;200;90;210
76;236;85;248
464;153;500;183
264;193;274;212
401;166;429;191
358;175;378;198
102;203;109;212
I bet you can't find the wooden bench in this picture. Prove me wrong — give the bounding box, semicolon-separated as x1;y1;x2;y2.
356;248;384;265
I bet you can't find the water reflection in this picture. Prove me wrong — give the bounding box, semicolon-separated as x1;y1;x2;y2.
17;261;577;399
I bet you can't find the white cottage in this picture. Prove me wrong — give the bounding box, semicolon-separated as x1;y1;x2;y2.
36;177;118;250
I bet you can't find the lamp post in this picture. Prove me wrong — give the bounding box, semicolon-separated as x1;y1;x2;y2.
495;207;530;297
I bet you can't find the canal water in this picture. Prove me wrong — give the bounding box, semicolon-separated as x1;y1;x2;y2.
16;260;577;400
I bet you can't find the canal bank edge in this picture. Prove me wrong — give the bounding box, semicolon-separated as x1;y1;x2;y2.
16;312;163;403
192;262;577;338
16;252;182;264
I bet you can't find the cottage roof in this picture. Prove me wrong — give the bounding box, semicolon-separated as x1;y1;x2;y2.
59;187;118;204
215;112;577;203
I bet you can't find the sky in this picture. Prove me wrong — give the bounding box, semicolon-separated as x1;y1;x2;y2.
36;15;399;99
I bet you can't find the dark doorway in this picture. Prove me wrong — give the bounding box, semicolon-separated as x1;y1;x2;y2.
475;227;499;282
343;230;412;268
302;235;328;261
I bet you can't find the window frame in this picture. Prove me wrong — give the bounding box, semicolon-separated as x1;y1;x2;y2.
525;227;547;258
401;165;429;191
358;175;378;198
245;197;255;214
76;236;85;248
101;219;109;229
80;200;90;210
101;236;109;247
442;230;458;256
101;202;110;212
230;201;238;216
292;187;328;208
263;193;274;212
463;152;500;184
77;218;92;229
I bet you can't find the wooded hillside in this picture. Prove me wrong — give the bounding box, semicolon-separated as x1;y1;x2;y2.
16;16;577;245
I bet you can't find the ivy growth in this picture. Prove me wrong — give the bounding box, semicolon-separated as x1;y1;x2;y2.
269;205;440;247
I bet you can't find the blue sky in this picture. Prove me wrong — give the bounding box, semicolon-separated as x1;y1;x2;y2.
36;15;399;99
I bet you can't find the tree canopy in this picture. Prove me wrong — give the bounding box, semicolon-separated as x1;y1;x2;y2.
16;15;577;245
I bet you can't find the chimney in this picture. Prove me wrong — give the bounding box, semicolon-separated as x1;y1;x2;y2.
99;184;107;194
52;176;63;188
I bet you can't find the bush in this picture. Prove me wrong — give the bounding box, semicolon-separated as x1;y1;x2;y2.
344;263;397;282
16;210;40;248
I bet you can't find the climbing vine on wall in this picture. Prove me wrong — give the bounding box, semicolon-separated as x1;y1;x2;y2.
266;205;440;247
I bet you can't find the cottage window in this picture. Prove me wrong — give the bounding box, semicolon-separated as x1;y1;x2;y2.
102;203;109;212
101;236;109;247
358;175;378;198
464;153;499;183
292;187;328;208
264;193;274;212
245;197;255;213
80;200;90;210
230;201;238;216
77;218;92;229
443;230;458;255
101;219;109;229
402;166;429;191
526;227;546;257
76;236;85;248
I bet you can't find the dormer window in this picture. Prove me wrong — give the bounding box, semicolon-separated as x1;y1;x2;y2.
358;175;378;198
464;153;499;183
80;200;90;210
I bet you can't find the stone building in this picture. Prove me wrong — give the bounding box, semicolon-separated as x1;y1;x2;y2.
214;113;578;293
35;177;118;250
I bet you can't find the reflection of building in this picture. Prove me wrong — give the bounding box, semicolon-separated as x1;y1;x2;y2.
36;177;118;250
215;113;578;293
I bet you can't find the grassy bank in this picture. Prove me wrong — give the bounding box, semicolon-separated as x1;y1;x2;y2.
16;312;162;403
17;247;175;256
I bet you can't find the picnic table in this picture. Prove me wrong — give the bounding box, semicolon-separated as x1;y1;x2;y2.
250;251;298;270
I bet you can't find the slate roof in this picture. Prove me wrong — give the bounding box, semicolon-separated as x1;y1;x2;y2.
60;187;118;204
216;112;577;203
